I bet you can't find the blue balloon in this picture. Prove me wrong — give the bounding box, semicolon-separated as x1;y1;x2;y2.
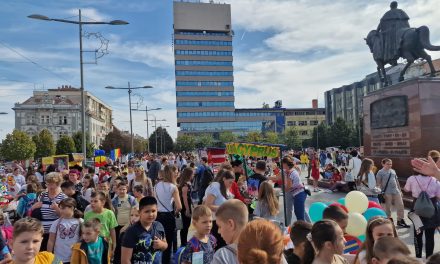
363;208;387;221
338;198;346;206
358;235;366;242
309;202;328;223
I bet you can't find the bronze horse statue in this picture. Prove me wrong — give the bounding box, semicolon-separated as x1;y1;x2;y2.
366;26;440;86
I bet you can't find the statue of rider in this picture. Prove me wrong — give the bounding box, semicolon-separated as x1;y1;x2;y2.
377;1;410;65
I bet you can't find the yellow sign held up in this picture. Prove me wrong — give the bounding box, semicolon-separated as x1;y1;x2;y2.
225;143;280;158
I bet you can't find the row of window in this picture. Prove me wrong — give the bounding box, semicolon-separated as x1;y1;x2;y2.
176;31;229;36
27;115;68;125
286;120;319;126
177;111;274;118
177;101;234;107
180;121;262;131
175;60;233;66
176;71;233;76
176;81;233;87
175;50;232;56
176;91;233;97
236;112;273;117
175;40;232;46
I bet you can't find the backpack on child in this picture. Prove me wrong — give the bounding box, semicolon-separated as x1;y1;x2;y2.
174;235;216;264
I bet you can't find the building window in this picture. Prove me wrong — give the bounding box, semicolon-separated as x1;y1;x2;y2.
176;91;233;97
176;31;229;36
298;121;307;126
310;120;319;126
175;39;232;46
177;101;234;107
300;130;308;136
40;115;49;124
27;115;35;125
58;116;67;125
175;50;232;56
176;81;233;87
287;121;296;126
175;60;233;66
175;71;233;76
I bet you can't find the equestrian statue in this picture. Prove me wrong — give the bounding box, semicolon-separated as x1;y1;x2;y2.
365;1;440;86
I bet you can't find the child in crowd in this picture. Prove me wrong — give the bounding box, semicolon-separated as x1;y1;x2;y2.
61;181;90;212
121;196;167;264
310;220;348;264
0;231;11;263
180;205;216;264
47;198;83;263
71;218;110;264
237;219;284;264
112;182;138;264
355;217;397;264
109;177;123;199
284;221;314;264
84;191;118;258
357;158;380;203
11;217;62;264
119;206;140;242
323;205;348;233
81;175;95;202
178;167;194;246
16;183;38;217
68;169;83;192
98;181;110;193
371;236;410;264
212;199;248;264
132;185;145;203
254;181;279;221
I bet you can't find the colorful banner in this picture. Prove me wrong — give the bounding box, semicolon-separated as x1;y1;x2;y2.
110;148;121;161
225;143;280;158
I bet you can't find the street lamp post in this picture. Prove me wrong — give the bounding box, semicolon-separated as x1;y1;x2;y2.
160;125;170;154
148;117;166;154
132;106;161;153
28;10;128;162
105;83;153;154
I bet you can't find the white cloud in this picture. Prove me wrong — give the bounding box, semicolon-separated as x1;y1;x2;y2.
110;41;174;68
67;8;110;22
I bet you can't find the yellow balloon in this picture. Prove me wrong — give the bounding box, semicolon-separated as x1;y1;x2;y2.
346;212;367;237
345;191;369;213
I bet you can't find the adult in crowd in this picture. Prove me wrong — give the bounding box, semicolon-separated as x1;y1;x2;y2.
347;150;362;190
311;152;321;192
178;167;194;246
357;158;381;203
194;157;214;203
376;158;409;228
30;172;67;251
155;165;182;264
203;169;235;250
300;151;309;172
247;160;268;199
283;156;307;224
148;155;161;184
12;167;26;187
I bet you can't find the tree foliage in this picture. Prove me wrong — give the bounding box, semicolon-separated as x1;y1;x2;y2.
0;129;36;161
195;134;214;149
264;131;279;144
218;131;237;146
56;135;76;155
100;128;130;154
282;127;301;149
72;132;95;158
133;137;148;154
33;129;55;159
175;134;196;152
149;127;174;154
307;118;360;149
246;132;263;143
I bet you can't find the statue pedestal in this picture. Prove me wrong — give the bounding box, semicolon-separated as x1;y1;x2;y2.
363;77;440;178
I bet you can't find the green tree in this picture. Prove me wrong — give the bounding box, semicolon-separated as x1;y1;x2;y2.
175;134;196;152
246;132;262;142
149;127;174;154
72;132;96;158
33;129;56;159
311;122;331;149
329;118;356;149
282;127;301;149
101;128;130;154
196;134;214;149
0;129;36;161
218;131;237;146
264;131;279;144
56;135;76;155
133;136;148;153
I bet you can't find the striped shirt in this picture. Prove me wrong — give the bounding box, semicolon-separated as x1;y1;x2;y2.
39;191;68;233
289;169;304;196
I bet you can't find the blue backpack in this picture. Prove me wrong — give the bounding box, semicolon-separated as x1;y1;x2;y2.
174;237;201;264
18;195;37;217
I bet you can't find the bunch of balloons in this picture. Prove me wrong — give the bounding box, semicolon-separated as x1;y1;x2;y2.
309;191;387;238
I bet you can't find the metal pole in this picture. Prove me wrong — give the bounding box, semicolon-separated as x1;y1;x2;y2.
128;82;134;155
161;126;164;154
146;105;150;153
79;9;87;162
155;116;157;154
280;148;288;226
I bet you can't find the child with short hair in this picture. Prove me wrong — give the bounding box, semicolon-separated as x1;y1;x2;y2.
11;217;62;264
371;236;410;264
254;181;279;221
323;205;348;233
121;196;167;264
71;218;111;264
283;221;314;264
132;185;145;203
112;182;137;264
212;199;248;264
84;191;118;258
61;181;90;212
180;205;216;264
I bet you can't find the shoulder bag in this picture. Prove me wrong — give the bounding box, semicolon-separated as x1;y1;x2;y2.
378;172;392;204
155;183;183;230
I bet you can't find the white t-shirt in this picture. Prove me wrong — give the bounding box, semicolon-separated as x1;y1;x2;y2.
203;182;230;220
82;188;93;202
348;157;362;179
49;218;83;262
35;172;44;183
155;182;177;212
92;174;99;185
14;174;26;187
127;172;136;183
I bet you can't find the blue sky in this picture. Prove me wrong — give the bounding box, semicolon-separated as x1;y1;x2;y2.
1;0;439;140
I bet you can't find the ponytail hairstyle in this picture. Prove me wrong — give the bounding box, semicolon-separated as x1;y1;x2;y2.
59;197;83;219
310;220;340;251
238;219;284;264
357;158;374;185
258;181;279;216
215;170;235;199
91;191;114;211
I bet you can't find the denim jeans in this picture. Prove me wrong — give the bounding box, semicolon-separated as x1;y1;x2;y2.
293;191;307;221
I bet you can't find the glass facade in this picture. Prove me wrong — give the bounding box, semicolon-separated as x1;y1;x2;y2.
175;39;232;46
175;50;232;56
177;101;234;107
176;31;229;36
177;111;235;117
176;81;233;87
176;91;233;97
176;70;233;76
175;60;232;66
180;121;262;131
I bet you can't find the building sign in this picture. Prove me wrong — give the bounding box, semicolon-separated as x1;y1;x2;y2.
371;130;411;156
226;143;279;158
370;96;408;129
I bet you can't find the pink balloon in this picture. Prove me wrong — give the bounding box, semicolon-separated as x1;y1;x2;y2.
368;201;382;209
329;203;349;213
